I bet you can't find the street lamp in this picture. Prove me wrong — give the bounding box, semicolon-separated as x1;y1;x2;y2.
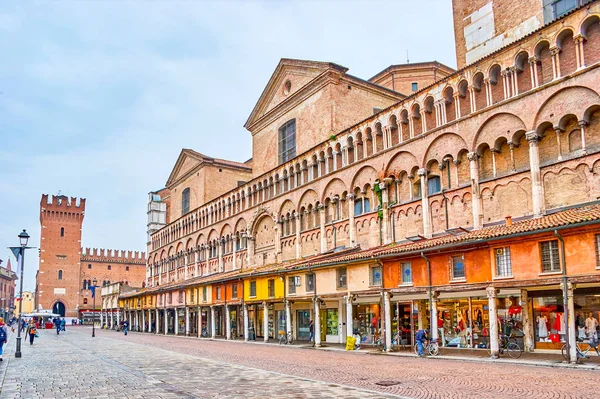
92;278;97;337
14;229;30;358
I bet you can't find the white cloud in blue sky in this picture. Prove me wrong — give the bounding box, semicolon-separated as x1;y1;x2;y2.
0;0;456;291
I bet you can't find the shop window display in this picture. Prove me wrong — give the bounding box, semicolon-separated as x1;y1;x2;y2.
353;303;381;345
326;309;338;336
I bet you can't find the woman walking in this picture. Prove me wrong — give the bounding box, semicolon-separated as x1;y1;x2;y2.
0;318;8;361
28;321;37;345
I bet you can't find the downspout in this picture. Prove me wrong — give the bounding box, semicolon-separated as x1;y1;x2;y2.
441;189;449;230
421;252;433;335
554;230;571;363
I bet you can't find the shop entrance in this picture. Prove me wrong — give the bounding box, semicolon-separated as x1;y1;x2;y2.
214;307;224;336
296;309;311;341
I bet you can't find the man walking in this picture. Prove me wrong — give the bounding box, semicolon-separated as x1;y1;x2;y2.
309;320;314;346
123;319;129;336
54;317;61;335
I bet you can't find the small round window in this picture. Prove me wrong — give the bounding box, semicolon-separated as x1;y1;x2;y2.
283;80;292;95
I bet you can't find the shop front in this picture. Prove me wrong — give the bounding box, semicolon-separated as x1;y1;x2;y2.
200;307;210;337
214;306;224;337
177;308;185;335
189;308;198;336
227;304;243;339
352;297;382;346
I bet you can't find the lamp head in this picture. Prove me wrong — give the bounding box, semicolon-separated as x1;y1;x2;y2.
18;229;30;247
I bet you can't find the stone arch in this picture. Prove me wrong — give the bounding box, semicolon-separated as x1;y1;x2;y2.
220;223;232;237
581;15;600;66
473;112;527;149
534;39;553;85
533;86;600;128
385;150;419;177
196;233;206;247
321;178;347;203
297;189;319;212
252;213;276;253
279;199;296;216
185;238;194;250
350;165;378;192
556;28;577;76
422;132;468;167
234;218;247;234
543;163;590;210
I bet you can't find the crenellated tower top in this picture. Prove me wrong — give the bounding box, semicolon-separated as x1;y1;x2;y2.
81;247;146;264
40;194;86;223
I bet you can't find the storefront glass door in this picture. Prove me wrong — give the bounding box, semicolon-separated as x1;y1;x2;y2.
296;310;311;340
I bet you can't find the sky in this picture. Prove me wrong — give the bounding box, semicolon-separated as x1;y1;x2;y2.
0;0;456;294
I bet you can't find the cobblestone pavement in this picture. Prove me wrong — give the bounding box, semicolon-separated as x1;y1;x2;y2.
0;328;397;399
95;328;598;399
1;328;598;399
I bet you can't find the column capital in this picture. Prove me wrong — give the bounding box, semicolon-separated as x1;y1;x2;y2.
383;177;394;185
467;151;479;162
578;120;589;128
573;34;584;44
528;56;538;65
553;125;564;133
525;130;541;143
486;286;498;298
417;168;428;177
346;193;354;200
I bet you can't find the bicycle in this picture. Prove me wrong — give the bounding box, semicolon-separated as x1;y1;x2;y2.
278;330;294;345
376;331;402;352
413;340;440;356
486;334;522;359
561;339;600;360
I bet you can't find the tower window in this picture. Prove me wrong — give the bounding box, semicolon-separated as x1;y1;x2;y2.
107;265;112;270
60;227;65;237
58;270;63;280
87;264;92;269
83;298;88;305
126;266;129;271
182;187;190;215
411;82;418;91
278;119;296;164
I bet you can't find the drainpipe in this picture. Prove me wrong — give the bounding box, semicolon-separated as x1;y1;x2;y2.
441;189;449;230
420;252;434;339
554;230;571;363
389;205;396;243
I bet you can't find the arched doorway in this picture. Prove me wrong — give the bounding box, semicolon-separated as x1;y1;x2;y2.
53;301;66;317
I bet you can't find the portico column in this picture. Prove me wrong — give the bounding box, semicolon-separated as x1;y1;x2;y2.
314;297;322;347
521;289;534;352
319;206;327;253
142;310;146;332
155;309;159;334
579;120;588;155
431;292;439;342
100;310;104;328
383;292;392;352
117;309;121;326
174;308;179;336
418;168;432;238
285;300;292;339
468;152;483;229
164;309;168;336
295;214;302;259
416;301;424;330
262;301;269;342
526;131;545;217
346;294;353;341
487;286;499;358
225;304;231;339
562;281;577;363
185;306;190;336
347;194;356;246
243;304;249;342
210;306;216;339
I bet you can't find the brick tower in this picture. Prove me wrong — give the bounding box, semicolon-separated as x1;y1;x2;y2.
37;194;85;317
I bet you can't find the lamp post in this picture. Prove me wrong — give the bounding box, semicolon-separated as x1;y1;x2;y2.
14;229;30;358
92;278;97;337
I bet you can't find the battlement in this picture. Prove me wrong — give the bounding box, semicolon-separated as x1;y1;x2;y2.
81;247;147;264
41;194;86;211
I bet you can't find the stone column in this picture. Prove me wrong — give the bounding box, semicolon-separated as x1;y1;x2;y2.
285;300;292;339
416;301;424;330
319;206;327;253
314;297;322;347
218;239;224;273
487;287;499;358
164;309;168;336
174;308;179;336
247;234;255;266
347;194;356;246
155;309;159;334
468;152;483;229
346;294;354;340
579;120;588;155
194;250;199;277
418;168;432;238
575;35;585;69
380;180;391;244
383;292;392;352
550;47;560;79
263;302;269;342
563;281;577;363
243;304;249;342
275;218;282;256
295;214;302;259
184;254;189;280
225;304;231;340
100;311;104;328
521;289;534;352
554;126;564;161
431;292;439;342
526;131;545;217
210;306;216;339
185;306;190;336
529;57;538;88
232;236;238;270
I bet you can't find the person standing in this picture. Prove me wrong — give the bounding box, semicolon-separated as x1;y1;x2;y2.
586;312;599;338
60;318;66;333
29;321;37;345
123;319;129;336
0;318;8;362
415;328;429;357
309;320;314;346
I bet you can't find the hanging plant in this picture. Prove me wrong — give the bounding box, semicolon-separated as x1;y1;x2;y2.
373;180;384;220
329;134;337;141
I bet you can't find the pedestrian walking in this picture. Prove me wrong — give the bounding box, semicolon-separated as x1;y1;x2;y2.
60;318;66;332
29;321;37;345
416;328;429;357
54;317;61;335
0;318;8;362
309;320;314;346
123;320;129;336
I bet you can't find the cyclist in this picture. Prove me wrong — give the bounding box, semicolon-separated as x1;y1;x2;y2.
416;328;429;357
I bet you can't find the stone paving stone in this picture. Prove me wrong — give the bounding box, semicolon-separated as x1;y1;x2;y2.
0;329;395;399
